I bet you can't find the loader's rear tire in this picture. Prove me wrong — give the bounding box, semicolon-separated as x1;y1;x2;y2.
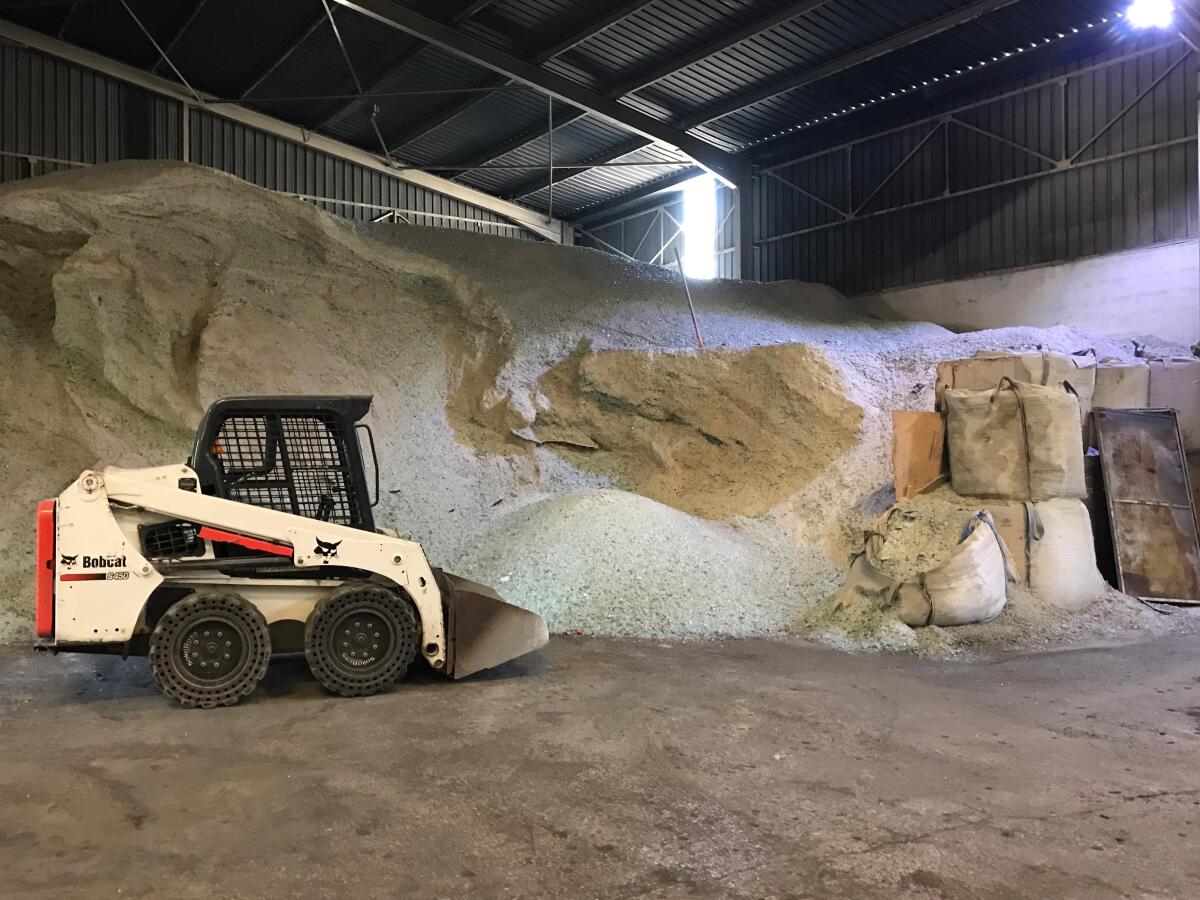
149;592;271;709
304;583;419;698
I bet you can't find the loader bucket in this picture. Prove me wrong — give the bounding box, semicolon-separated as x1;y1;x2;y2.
434;568;549;679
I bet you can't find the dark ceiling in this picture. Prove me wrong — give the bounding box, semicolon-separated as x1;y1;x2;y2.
0;0;1146;218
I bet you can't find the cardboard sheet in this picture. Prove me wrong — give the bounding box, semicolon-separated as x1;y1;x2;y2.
892;411;946;500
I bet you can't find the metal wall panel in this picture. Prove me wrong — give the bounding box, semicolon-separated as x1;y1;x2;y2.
580;195;686;267
754;41;1199;295
188;108;537;238
0;43;540;241
0;40;170;182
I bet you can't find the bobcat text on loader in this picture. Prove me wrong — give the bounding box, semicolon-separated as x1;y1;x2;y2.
33;396;548;708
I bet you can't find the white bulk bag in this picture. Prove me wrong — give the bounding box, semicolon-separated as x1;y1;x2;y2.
1147;357;1200;451
836;509;1014;628
1093;359;1150;409
1026;500;1107;611
894;512;1012;627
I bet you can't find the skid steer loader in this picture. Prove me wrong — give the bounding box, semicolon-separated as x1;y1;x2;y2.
33;396;548;708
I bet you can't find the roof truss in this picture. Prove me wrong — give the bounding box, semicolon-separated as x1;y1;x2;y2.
331;0;739;185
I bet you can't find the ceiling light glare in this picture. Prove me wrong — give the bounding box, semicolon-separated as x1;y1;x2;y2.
1126;0;1174;29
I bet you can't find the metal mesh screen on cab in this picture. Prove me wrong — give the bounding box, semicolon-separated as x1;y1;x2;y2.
214;413;362;527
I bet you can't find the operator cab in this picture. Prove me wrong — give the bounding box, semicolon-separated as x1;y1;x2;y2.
188;395;379;532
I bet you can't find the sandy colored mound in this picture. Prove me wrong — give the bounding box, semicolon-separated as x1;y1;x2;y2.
1;160;1189;652
0;161;509;639
513;341;864;517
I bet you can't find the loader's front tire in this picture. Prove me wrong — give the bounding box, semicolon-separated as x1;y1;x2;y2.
149;592;271;709
304;583;419;697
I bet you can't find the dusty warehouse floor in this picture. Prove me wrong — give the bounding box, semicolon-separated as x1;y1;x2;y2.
1;637;1199;899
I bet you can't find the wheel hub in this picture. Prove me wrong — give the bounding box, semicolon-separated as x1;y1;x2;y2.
179;619;245;683
331;611;392;671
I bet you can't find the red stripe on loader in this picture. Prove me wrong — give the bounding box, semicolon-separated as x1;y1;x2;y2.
198;527;293;557
35;500;55;638
59;573;107;582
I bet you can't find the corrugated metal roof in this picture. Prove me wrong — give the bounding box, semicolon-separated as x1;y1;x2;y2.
459;118;690;204
0;0;1133;219
320;46;505;150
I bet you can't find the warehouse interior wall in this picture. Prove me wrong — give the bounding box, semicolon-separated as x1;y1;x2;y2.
864;238;1200;345
749;36;1198;297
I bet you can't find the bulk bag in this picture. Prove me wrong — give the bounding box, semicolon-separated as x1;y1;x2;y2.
936;349;1096;427
894;512;1012;627
1147;357;1200;451
945;378;1085;501
986;500;1106;610
834;509;1013;628
1026;500;1107;611
1093;359;1150;409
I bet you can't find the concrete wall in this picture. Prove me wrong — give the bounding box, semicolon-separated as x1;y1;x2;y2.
864;240;1200;345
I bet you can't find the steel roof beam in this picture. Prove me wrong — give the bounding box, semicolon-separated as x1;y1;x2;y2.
444;106;587;173
311;0;496;132
574;166;703;225
385;74;508;152
464;0;1020;208
446;0;828;181
385;0;659;155
333;0;738;185
537;0;661;59
149;0;209;75
680;0;1022;130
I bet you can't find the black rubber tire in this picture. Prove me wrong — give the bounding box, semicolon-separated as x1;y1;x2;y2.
304;583;420;698
148;591;271;709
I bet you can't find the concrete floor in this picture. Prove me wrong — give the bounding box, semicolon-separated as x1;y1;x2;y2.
1;636;1199;899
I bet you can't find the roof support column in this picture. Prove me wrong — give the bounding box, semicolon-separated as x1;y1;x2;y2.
734;161;757;281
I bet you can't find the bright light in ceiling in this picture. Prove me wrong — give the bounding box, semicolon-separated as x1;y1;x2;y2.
1126;0;1175;29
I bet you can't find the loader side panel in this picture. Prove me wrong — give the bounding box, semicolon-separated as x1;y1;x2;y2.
36;500;55;638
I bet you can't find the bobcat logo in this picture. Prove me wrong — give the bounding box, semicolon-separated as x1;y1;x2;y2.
60;554;78;567
313;538;342;561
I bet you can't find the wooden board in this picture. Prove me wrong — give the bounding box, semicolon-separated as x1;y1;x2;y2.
1094;408;1200;604
892;411;946;500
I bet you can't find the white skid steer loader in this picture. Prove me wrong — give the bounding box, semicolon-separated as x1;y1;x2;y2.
33;396;548;708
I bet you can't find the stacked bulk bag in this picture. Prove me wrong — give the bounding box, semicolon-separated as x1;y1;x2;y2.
1146;357;1200;450
936;349;1096;427
944;378;1086;501
1027;500;1107;610
986;500;1107;610
1093;358;1150;409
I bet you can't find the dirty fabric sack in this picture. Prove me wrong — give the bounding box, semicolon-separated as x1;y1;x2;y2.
1093;359;1150;410
936;349;1096;427
1025;499;1106;611
892;512;1013;627
837;509;1014;628
945;378;1085;501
